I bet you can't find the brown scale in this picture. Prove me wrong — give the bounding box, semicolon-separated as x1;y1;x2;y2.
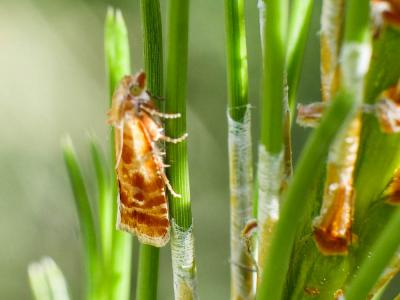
313;183;354;254
382;168;400;204
296;102;326;128
376;83;400;133
296;107;359;255
313;118;360;255
108;72;186;247
297;83;400;134
334;289;344;299
320;0;344;103
304;287;320;297
372;0;400;30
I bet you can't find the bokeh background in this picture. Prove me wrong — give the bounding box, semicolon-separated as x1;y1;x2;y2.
0;0;397;299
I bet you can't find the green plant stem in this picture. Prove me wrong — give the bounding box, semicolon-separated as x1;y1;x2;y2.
256;91;354;299
165;0;191;232
354;26;400;218
340;0;370;96
345;207;400;300
166;0;198;298
257;0;288;280
287;0;314;113
259;0;288;153
136;245;160;300
224;0;255;298
344;0;370;44
225;0;248;121
105;8;132;300
136;1;164;299
62;137;99;300
140;0;163;97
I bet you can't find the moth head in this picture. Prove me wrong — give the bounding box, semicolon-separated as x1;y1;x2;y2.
130;71;146;96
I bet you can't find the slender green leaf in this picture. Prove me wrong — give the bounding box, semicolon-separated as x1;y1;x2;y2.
345;207;400;300
62;136;98;300
90;139;112;265
28;257;70;300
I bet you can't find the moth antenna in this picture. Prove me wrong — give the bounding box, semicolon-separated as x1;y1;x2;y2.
141;105;181;119
147;91;165;101
115;122;124;169
160;133;188;144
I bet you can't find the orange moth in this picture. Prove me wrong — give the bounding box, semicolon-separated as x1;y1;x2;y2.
108;71;187;247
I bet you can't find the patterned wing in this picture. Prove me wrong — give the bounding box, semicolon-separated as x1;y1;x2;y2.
115;116;170;247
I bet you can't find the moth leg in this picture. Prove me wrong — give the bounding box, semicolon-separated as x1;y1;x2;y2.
160;133;188;144
141;105;181;119
160;172;182;198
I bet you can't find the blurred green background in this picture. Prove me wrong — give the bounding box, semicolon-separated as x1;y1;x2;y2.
2;0;396;299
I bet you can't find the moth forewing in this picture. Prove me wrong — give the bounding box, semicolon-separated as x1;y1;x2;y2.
108;71;182;248
114;118;170;247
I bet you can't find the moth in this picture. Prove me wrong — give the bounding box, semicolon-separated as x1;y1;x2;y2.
108;71;187;247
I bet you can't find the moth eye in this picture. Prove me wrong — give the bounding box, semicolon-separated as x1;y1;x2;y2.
130;84;142;96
